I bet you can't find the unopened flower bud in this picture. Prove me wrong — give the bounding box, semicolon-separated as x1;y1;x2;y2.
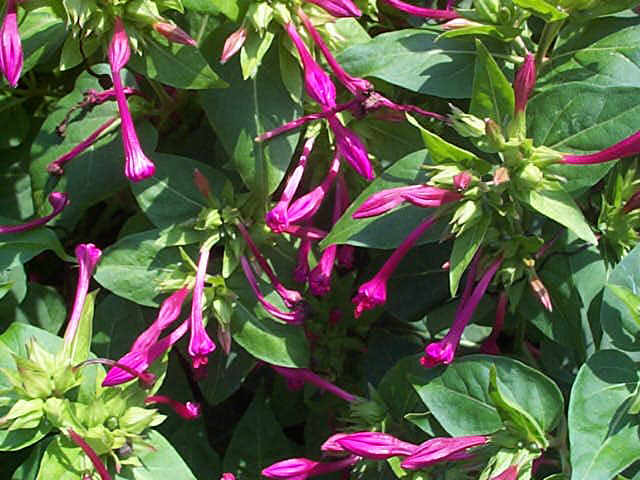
153;22;197;47
193;168;213;199
493;167;510;185
453;171;472;191
514;54;536;114
220;27;247;64
485;118;505;151
530;275;552;312
441;18;481;30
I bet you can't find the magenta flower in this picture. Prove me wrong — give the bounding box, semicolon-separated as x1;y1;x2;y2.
293;238;312;284
48;117;119;175
262;456;359;480
336;432;418;459
109;17;155;182
514;53;536;113
562;130;640;165
353;185;460;219
304;0;361;17
0;192;69;234
400;435;488;470
491;465;518;480
152;22;197;46
309;245;337;297
327;116;374;180
0;0;22;88
188;247;216;370
221;474;236;480
145;395;201;419
421;256;503;368
481;291;507;355
321;433;350;454
63;244;102;346
241;256;306;324
285;22;336;109
335;176;355;269
381;0;459;19
132;287;190;351
453;171;472;191
68;429;112;480
220;27;247;64
271;365;357;402
353;216;436;317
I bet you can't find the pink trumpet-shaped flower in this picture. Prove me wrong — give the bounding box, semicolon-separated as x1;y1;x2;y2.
271;365;357;402
285;22;336;109
132;287;190;351
304;0;361;17
336;432;418;459
353;216;436;317
109;17;155;182
0;0;22;87
293;238;312;283
421;256;503;368
241;256;306;324
188;247;216;370
63;244;102;345
220;27;247;64
562;130;640;165
48;117;119;175
152;22;197;46
401;435;488;470
145;395;201;419
353;185;460;219
328;116;374;180
491;465;518;480
262;456;359;480
514;53;536;113
481;290;507;355
267;137;316;233
68;429;112;480
381;0;459;19
0;192;69;234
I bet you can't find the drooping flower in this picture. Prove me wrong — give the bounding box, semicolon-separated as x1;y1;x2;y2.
271;365;357;402
336;432;418;459
0;192;69;234
380;0;459;19
68;429;112;480
152;22;197;46
188;247;216;371
0;0;22;88
303;0;361;17
132;287;190;351
262;455;359;480
400;435;489;470
327;116;374;180
353;216;437;317
562;130;640;165
109;17;156;182
220;27;247;64
353;185;460;219
421;256;503;368
514;53;536;114
63;244;102;345
145;395;201;419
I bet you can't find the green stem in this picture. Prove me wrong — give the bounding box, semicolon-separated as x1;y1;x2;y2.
535;20;565;67
196;14;210;45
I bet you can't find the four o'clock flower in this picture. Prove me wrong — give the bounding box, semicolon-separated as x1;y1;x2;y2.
335;432;419;459
188;246;216;371
67;429;112;480
562;129;640;165
152;22;197;46
132;287;190;351
220;27;247;64
327;116;374;180
514;53;536;114
0;192;69;234
0;0;22;88
353;216;437;318
303;0;362;17
63;244;102;347
293;237;312;283
353;185;460;219
145;395;201;419
400;435;489;470
109;17;156;182
380;0;460;19
262;455;359;480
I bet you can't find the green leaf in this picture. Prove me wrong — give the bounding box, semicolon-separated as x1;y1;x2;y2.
10;437;50;480
601;244;640;351
470;40;515;126
0;98;29;149
183;0;239;20
337;29;499;98
12;283;67;334
36;435;84;480
514;182;597;244
449;216;489;296
240;32;275;80
129;39;227;89
92;294;146;359
200;345;256;405
200;44;302;197
223;391;297;478
513;0;568;21
0;158;34;221
20;8;66;75
411;355;563;436
568;350;640;480
62;289;97;364
0;224;72;271
123;430;197;480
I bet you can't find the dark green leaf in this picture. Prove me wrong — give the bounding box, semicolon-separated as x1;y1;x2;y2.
20;7;66;74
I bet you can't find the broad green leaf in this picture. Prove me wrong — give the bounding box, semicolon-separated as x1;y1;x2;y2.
513;0;568;21
570;1;639;21
201;44;302;198
0;223;72;271
122;431;197;480
11;283;67;334
0;265;26;306
411;355;563;437
129;39;227;89
0;158;34;221
10;437;50;480
337;29;499;98
200;345;256;405
183;0;239;20
240;32;275;80
449;216;489;296
20;8;66;75
62;289;96;364
223;391;297;478
92;294;146;359
158;420;221;479
608;284;640;327
352;116;425;167
569;350;640;480
601;244;640;351
36;435;84;480
470;40;515;126
0;98;29;149
515;182;597;244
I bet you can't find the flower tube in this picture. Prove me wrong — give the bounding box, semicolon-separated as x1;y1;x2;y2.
0;192;69;234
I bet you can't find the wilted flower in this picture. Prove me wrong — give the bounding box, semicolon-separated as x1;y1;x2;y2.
152;22;197;46
514;53;536;113
530;274;552;312
145;395;201;419
328;116;374;180
0;192;69;234
220;27;247;64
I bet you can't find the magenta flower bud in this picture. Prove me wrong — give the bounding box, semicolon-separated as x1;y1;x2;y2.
481;291;507;355
221;474;236;480
132;287;190;351
63;244;102;346
0;191;69;234
68;429;112;480
220;27;247;64
353;216;436;317
321;433;349;454
421;257;503;368
453;171;472;191
309;245;337;296
380;0;459;19
491;465;518;480
0;0;22;88
217;324;232;355
262;456;359;479
145;395;201;419
353;185;459;219
285;22;337;109
336;432;418;459
108;18;131;73
152;22;197;47
293;238;312;283
562;130;640;165
401;186;462;209
530;274;553;312
327;116;374;180
400;435;489;470
303;0;361;18
514;53;536;113
188;247;216;371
